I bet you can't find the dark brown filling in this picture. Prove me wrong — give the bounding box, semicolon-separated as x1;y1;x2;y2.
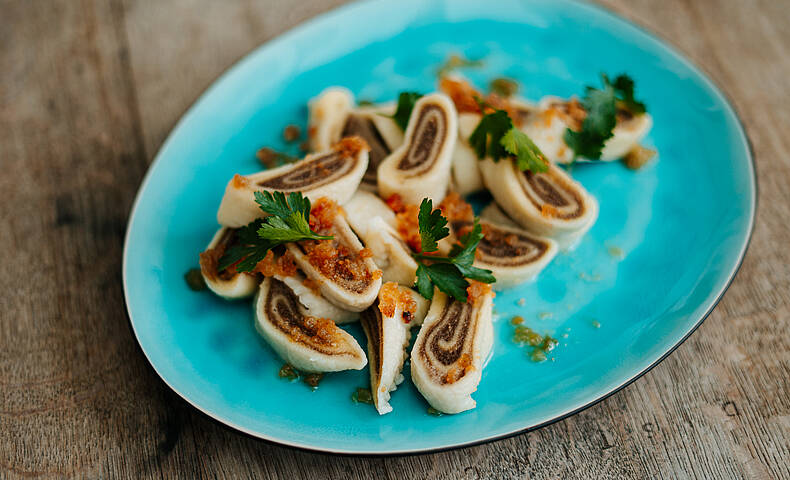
398;104;446;174
265;279;356;356
360;300;383;387
521;169;584;219
452;220;548;266
342;115;390;185
418;300;475;384
258;152;354;190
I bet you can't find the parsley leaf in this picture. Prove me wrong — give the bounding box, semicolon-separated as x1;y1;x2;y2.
564;73;647;160
416;263;470;302
390;92;423;131
563;82;617;160
412;200;495;302
500;129;549;173
417;198;449;253
468;107;548;173
469;109;512;161
218;191;332;273
217;219;274;272
605;74;646;114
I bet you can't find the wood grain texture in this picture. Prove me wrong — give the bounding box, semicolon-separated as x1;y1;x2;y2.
1;0;788;478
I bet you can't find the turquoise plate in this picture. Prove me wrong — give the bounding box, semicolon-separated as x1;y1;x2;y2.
123;0;755;455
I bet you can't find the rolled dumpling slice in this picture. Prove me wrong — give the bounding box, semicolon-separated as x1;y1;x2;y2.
451;216;558;289
276;273;358;324
198;227;259;299
216;137;369;227
479;157;598;250
344;191;418;286
360;283;429;415
520;96;652;164
286;208;382;312
254;277;367;372
439;193;558;289
308;88;404;190
411;287;494;414
377;93;458;205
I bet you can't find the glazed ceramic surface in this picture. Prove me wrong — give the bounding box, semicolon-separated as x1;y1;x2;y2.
123;0;755;454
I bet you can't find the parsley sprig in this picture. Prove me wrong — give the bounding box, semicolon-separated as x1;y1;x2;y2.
469;105;548;173
218;191;332;272
412;199;495;302
564;73;647;160
390;92;423;131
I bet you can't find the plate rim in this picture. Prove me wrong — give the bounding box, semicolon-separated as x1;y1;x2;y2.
121;0;757;456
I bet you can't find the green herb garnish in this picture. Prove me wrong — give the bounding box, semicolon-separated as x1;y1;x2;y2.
500;129;549;173
218;191;332;272
469;108;548;172
351;387;373;404
469;109;512;161
564;73;647;160
605;73;646;114
412;199;495;302
390;91;423;131
563;82;617;160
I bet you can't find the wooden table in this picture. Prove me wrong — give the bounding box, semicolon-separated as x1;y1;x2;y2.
2;0;788;478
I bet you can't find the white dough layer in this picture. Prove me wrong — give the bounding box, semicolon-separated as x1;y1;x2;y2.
254;277;367;373
410;289;494;414
378;93;458;205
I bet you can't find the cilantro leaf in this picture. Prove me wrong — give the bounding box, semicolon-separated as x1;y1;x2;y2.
412;201;494;302
606;74;646;114
564;82;617;160
390;92;423;131
500;129;549;173
218;191;331;273
469;109;512;161
417;198;449;253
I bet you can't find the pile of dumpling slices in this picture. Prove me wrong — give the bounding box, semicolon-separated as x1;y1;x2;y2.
198;77;653;415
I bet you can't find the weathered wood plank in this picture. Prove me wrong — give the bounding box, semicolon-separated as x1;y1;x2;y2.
1;0;788;478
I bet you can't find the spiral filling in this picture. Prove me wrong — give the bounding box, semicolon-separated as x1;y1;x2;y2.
451;220;549;266
258;152;355;190
264;278;355;355
517;165;585;219
417;300;478;384
398;104;447;175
